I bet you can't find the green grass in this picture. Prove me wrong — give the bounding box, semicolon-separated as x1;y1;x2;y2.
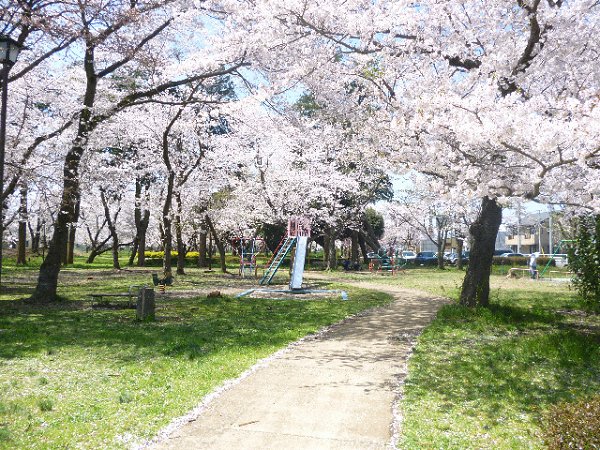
392;271;600;449
0;267;392;449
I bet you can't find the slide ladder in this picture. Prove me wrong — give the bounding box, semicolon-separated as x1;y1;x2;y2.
259;236;296;285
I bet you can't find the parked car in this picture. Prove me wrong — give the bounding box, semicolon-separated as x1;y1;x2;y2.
445;252;469;265
414;251;438;266
493;249;513;256
499;252;526;258
401;250;417;260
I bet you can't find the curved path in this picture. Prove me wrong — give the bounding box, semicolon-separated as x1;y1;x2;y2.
148;281;449;450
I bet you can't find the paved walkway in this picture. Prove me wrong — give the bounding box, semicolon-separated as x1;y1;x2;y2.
149;282;448;450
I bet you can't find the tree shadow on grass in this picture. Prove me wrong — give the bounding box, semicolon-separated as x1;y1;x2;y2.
409;300;600;426
0;293;384;362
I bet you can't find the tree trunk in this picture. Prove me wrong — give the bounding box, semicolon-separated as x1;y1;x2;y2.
175;193;185;275
357;232;369;263
205;215;226;272
460;197;503;307
29;42;97;303
84;219;110;264
362;214;381;251
137;231;147;266
207;231;213;271
326;230;337;270
100;189;121;270
16;185;27;265
129;239;139;266
198;231;207;267
60;227;68;265
67;224;76;264
436;230;447;269
129;178;150;267
351;230;359;264
162;183;174;276
322;233;330;265
28;217;41;254
86;246;109;264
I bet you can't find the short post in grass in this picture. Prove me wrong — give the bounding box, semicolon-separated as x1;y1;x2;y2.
136;287;155;321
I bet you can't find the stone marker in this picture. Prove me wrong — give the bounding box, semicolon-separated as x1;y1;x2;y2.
136;287;155;321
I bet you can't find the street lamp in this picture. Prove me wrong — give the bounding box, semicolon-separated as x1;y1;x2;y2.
0;35;23;287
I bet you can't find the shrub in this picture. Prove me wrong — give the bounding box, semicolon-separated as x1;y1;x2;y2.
491;256;555;267
544;395;600;450
492;256;528;266
568;215;600;307
143;251;202;267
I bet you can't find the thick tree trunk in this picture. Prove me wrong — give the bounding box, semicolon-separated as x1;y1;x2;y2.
357;232;369;263
460;197;503;307
326;230;337;270
137;232;147;266
351;230;359;264
362;214;381;251
60;228;68;265
207;232;213;271
322;234;330;265
67;225;76;264
205;215;226;272
198;231;207;267
30;142;87;302
16;185;27;265
29;41;98;303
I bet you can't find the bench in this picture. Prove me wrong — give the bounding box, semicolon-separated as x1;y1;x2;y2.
506;267;537;279
90;285;146;307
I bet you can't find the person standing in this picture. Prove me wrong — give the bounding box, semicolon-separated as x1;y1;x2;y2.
529;252;538;279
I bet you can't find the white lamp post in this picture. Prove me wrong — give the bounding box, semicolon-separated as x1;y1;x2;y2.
0;35;23;287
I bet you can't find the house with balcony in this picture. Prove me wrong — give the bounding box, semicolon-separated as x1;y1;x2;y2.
504;211;552;254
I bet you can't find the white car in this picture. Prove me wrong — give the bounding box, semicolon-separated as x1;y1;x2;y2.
401;251;417;260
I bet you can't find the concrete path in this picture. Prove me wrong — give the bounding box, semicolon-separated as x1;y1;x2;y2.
149;282;448;450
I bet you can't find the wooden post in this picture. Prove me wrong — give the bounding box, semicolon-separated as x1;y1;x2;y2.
136;287;155;321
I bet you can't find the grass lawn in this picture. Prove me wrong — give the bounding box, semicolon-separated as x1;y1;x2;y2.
390;270;600;449
2;254;597;449
0;264;392;449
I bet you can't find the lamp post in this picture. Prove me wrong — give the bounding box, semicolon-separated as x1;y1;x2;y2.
0;35;23;287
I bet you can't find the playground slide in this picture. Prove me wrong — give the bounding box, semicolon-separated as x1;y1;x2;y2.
290;236;308;290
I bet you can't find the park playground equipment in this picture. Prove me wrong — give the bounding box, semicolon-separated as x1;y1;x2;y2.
538;239;575;281
260;217;311;289
237;217;347;300
236;236;263;278
506;240;575;281
367;251;408;275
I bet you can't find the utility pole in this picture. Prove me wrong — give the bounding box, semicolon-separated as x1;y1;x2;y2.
548;213;553;254
516;201;522;253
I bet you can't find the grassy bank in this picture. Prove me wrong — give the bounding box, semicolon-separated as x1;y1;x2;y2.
396;272;600;449
0;270;391;449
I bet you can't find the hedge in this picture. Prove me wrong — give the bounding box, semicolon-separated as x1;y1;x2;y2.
492;256;555;267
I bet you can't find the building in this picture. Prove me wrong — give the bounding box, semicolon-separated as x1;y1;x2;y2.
504;211;552;254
